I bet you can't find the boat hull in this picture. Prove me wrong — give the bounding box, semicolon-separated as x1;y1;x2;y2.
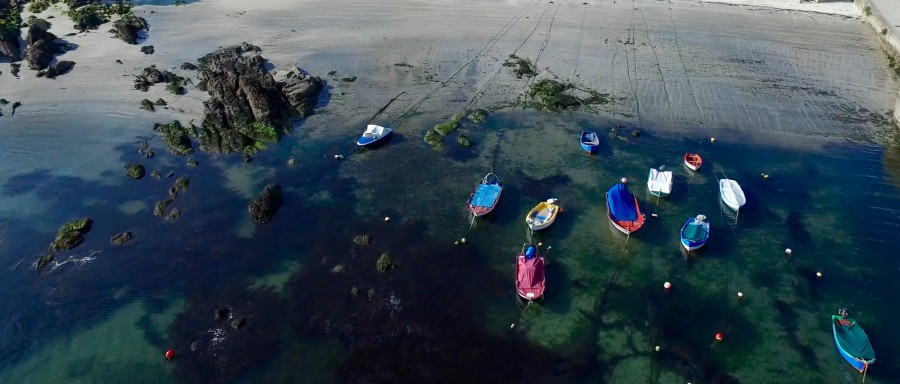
719;179;745;211
356;129;393;146
606;192;646;235
684;153;702;171
516;247;545;301
525;201;559;231
649;191;670;198
679;217;710;251
466;174;503;217
832;316;876;373
580;131;599;154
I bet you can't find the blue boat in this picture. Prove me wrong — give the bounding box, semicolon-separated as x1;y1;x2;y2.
679;215;709;251
832;311;876;375
580;131;599;153
356;124;393;146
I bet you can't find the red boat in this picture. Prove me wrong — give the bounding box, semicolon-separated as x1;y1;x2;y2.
466;173;503;217
606;183;646;235
684;153;702;171
516;244;545;301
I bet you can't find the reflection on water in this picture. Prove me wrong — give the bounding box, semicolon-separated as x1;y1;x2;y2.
0;111;898;383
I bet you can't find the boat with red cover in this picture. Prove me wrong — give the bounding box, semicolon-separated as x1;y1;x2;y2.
516;243;545;301
684;153;702;171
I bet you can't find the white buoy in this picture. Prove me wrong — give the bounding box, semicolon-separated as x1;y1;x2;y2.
664;282;672;290
621;177;628;184
654;346;661;352
785;248;792;255
710;137;716;142
460;238;466;244
334;154;344;160
737;292;744;298
384;216;390;222
816;271;823;278
651;213;658;218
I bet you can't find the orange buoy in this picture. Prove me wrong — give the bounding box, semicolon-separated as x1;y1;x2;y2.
165;349;174;361
715;333;723;341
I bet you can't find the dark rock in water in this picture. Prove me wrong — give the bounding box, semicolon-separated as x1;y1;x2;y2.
36;252;54;270
124;163;145;179
248;183;283;224
24;21;64;70
140;45;154;55
153;121;194;156
469;108;489;124
180;62;198;70
331;264;346;273
150;170;161;179
110;231;134;245
43;60;74;79
230;316;246;330
168;187;178;198
241;153;252;163
286;158;297;167
353;234;372;246
350;286;359;295
433;112;464;136
215;306;228;321
367;288;376;301
50;218;92;251
165;207;183;221
423;130;443;147
174;176;190;192
376;253;394;273
457;134;472;147
630;130;641;137
153;199;173;217
186;158;198;167
195;43;323;153
110;14;148;45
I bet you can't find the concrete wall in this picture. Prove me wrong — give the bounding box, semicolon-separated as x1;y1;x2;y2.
856;0;900;126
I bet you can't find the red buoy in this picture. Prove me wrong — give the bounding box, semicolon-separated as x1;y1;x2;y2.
165;349;174;361
715;333;723;341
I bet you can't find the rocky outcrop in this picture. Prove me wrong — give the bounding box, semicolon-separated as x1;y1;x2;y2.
110;14;147;45
248;183;283;224
49;218;92;252
39;60;75;79
153;121;194;156
110;231;134;245
24;21;64;71
133;65;174;91
124;163;145;179
195;43;323;153
0;1;22;61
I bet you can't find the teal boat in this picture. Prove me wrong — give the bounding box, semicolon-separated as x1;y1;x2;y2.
832;311;875;377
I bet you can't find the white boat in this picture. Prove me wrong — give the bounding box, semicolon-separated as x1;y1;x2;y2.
525;199;560;231
647;167;673;198
719;178;746;211
356;124;393;146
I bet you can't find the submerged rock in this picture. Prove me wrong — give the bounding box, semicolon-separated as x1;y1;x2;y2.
468;109;489;124
350;286;359;295
331;264;346;274
110;231;134;245
36;252;54;270
353;234;372;246
153;199;173;217
457;134;472;147
174;176;190;192
165;207;182;221
423;130;443;147
153;121;194;156
214;306;229;321
150;170;161;180
230;316;246;330
433;112;464;136
376;253;394;273
248;183;283;224
50;218;93;251
287;158;298;167
124;163;145;179
110;14;148;45
195;43;323;154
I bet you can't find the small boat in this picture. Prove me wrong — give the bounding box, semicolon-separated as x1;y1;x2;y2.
832;309;876;375
719;178;746;211
606;183;645;234
679;215;710;251
516;243;545;301
356;124;393;146
647;167;673;197
684;153;702;171
466;173;503;217
580;131;600;153
525;199;560;231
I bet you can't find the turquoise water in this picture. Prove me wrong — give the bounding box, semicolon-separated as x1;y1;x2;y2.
0;110;899;383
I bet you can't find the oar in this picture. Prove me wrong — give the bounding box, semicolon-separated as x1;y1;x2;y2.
509;300;533;329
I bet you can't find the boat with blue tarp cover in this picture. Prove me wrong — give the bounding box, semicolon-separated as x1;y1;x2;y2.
516;243;545;301
832;309;876;376
606;183;645;235
679;215;710;251
580;131;599;153
466;173;503;216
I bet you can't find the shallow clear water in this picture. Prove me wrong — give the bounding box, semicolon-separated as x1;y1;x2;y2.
0;107;899;383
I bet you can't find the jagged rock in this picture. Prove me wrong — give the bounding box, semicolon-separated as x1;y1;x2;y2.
153;121;194;156
248;183;283;224
140;45;154;55
24;21;64;70
353;234;372;246
124;163;145;179
140;99;154;112
376;253;394;273
281;68;324;117
133;65;180;92
154;98;166;106
0;1;22;61
10;63;20;77
350;286;359;295
230;316;246;330
457;134;472;147
153;199;173;217
331;264;346;273
110;14;147;45
215;306;228;321
36;252;54;270
43;60;75;79
195;43;323;153
186;158;198;167
110;231;134;245
180;62;197;70
469;109;489;124
50;218;92;251
165;207;182;221
174;176;190;192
